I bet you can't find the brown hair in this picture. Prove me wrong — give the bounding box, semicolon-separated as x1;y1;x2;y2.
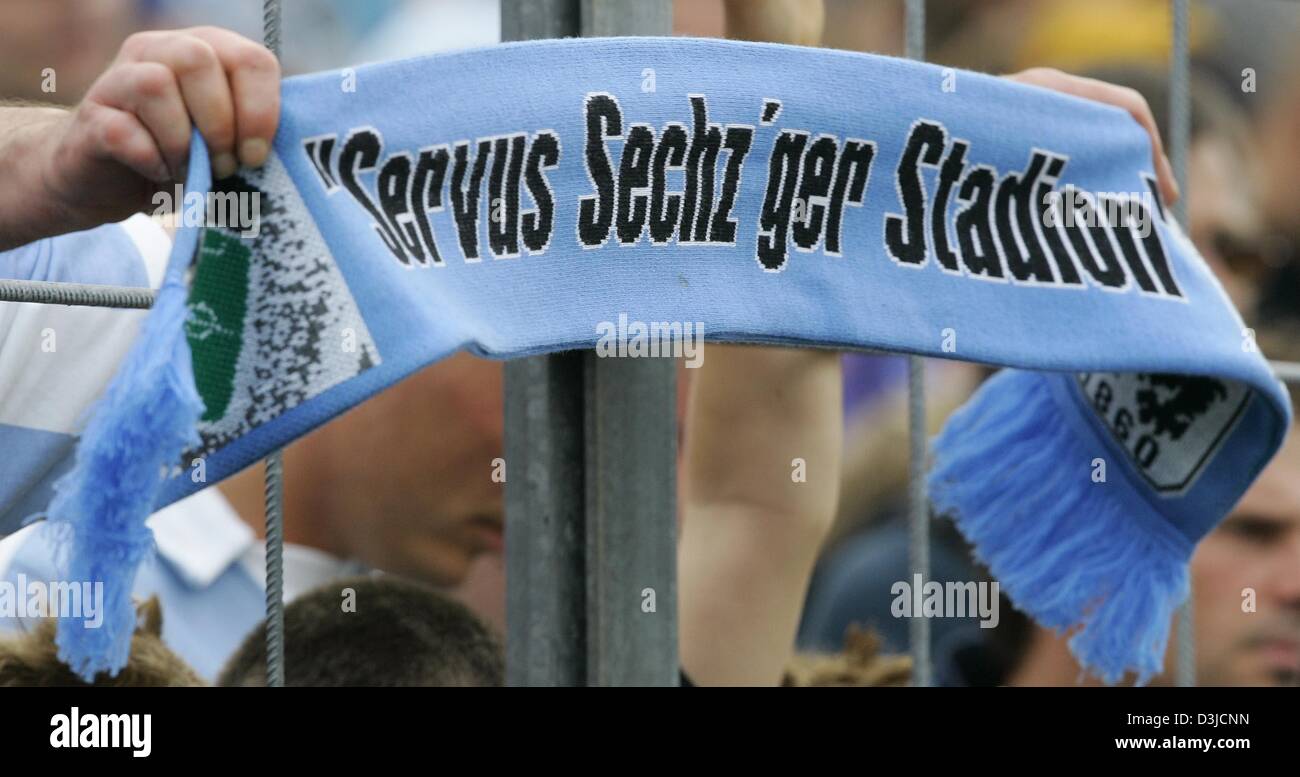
218;575;503;687
783;625;912;687
0;597;204;687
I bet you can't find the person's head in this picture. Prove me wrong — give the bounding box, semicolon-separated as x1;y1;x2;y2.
217;575;504;687
1198;0;1300;236
1181;332;1300;686
991;349;1300;687
1076;65;1270;315
0;0;140;103
783;625;911;687
0;597;204;687
273;353;505;587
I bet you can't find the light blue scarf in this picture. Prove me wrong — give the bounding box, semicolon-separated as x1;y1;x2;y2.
45;37;1290;683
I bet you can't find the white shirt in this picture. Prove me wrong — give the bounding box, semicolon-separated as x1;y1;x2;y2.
150;487;369;602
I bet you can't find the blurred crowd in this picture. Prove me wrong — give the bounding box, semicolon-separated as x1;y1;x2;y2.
0;0;1296;687
800;0;1300;688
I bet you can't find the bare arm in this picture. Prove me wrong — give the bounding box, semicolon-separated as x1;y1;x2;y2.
680;345;842;685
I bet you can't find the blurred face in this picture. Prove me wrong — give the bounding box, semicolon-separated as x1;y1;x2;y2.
0;0;137;103
305;354;505;587
1256;62;1300;234
1188;136;1267;315
1184;431;1300;686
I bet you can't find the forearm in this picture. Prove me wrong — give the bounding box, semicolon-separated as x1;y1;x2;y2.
684;344;842;521
0;105;74;251
680;344;842;685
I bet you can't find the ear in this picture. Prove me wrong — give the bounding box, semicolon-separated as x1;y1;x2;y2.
136;596;164;637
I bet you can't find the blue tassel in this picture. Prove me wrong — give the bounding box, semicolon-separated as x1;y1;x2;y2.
46;139;209;681
928;369;1191;685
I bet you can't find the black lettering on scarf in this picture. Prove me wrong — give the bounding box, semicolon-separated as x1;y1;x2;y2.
410;144;450;266
1060;187;1127;289
709;124;753;245
1131;188;1182;297
303;135;339;191
1100;193;1159;293
1034;154;1082;285
616;124;654;244
756;129;808;271
885;120;945;266
954;165;1003;279
338;127;408;265
522;131;560;254
791;135;838;252
578;92;621;247
680;95;714;244
450;139;491;261
378;152;428;265
931;139;968;272
995;150;1056;283
488;133;526;258
689;100;723;243
825;139;874;256
649;123;688;244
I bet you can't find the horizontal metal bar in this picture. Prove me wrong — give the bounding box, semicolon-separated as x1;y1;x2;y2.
0;279;156;309
1272;361;1300;384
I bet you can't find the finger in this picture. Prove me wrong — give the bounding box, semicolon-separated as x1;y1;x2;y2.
94;61;193;181
725;0;825;46
184;26;281;168
1070;77;1180;205
1009;69;1180;204
122;31;239;178
79;101;171;184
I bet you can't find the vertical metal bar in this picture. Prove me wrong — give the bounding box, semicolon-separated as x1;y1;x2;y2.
1170;0;1196;688
503;0;675;687
579;0;672;35
502;0;585;687
502;0;580;41
584;354;677;686
504;352;587;686
578;0;676;690
1170;0;1190;230
263;450;285;686
906;359;929;688
903;0;932;689
261;0;286;689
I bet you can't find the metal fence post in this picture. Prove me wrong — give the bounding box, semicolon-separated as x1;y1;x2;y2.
1170;0;1196;689
502;0;586;690
503;0;677;688
577;0;677;690
260;0;286;689
904;0;932;689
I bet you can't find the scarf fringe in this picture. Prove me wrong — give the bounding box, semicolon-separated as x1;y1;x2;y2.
46;272;203;681
44;149;209;680
928;369;1190;685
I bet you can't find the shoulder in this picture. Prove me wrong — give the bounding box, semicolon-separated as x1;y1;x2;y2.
0;216;172;532
0;214;169;287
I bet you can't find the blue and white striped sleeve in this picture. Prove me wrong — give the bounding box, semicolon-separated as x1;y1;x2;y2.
0;215;171;537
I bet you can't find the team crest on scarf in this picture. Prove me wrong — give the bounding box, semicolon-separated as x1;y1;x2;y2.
183;152;381;462
1078;372;1251;493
